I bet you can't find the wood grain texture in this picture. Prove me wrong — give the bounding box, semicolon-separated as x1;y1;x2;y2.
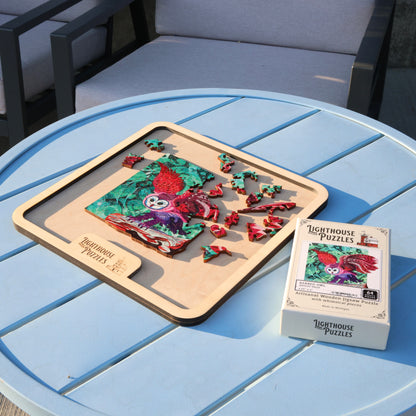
0;393;28;416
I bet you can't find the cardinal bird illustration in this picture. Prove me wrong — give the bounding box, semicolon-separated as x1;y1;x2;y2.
125;162;215;235
312;249;378;284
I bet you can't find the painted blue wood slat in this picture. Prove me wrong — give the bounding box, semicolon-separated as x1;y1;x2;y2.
355;187;416;281
65;264;306;416
0;246;98;336
0;351;103;416
311;137;416;224
243;110;382;175
0;174;70;261
214;273;416;416
0;96;232;199
182;97;315;147
1;283;174;392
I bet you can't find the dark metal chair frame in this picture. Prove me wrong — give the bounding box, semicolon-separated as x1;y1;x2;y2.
53;0;395;121
0;0;148;147
347;0;396;119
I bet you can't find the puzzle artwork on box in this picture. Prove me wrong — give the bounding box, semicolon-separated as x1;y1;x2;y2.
297;242;382;300
86;154;217;257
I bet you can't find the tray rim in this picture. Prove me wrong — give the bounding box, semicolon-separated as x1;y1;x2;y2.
13;121;329;325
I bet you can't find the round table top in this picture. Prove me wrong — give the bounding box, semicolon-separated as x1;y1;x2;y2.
1;89;416;416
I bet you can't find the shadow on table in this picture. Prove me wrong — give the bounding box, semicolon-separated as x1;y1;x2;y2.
194;263;282;340
318;271;416;367
313;184;373;224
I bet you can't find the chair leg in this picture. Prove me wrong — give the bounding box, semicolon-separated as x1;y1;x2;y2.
4;86;28;146
1;30;28;146
52;34;76;119
7;111;27;147
129;0;150;44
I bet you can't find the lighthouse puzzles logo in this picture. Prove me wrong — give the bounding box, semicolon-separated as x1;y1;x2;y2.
305;223;379;248
313;319;354;338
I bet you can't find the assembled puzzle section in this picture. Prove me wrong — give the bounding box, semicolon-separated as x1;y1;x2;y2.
86;154;218;257
280;218;390;350
13;122;328;325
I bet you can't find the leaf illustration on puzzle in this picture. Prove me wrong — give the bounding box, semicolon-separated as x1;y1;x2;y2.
85;154;216;257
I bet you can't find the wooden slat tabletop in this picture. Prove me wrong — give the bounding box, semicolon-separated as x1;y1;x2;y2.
0;89;415;416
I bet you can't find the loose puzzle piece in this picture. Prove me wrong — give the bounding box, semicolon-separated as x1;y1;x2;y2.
218;153;235;173
144;138;164;152
238;201;296;215
261;184;282;198
230;177;245;194
210;224;227;238
224;211;240;228
207;183;224;198
230;171;258;195
246;192;264;206
122;153;144;168
263;214;284;235
247;223;268;242
201;245;232;263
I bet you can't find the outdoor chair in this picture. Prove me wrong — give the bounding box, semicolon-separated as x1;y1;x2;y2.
53;0;395;121
0;0;147;147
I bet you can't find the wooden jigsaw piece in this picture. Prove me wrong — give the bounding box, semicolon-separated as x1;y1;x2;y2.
224;211;240;228
210;224;227;238
261;184;282;198
207;183;224;198
247;223;268;242
144;139;164;151
231;170;258;195
238;201;296;214
218;153;235;173
246;192;264;206
201;245;232;262
122;153;144;168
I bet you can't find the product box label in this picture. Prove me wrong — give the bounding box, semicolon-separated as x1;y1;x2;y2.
280;219;390;349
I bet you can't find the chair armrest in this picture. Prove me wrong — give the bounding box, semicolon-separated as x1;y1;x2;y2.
0;0;83;36
0;0;85;142
51;0;146;118
347;0;395;118
51;0;135;40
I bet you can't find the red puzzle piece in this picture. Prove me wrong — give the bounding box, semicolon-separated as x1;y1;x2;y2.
224;211;240;229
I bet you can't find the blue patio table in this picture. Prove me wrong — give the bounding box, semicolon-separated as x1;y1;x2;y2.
0;89;416;416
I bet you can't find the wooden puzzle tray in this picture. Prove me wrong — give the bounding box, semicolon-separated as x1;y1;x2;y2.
13;122;328;325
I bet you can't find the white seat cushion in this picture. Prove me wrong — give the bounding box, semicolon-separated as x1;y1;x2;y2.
75;35;356;112
156;0;374;55
0;13;107;114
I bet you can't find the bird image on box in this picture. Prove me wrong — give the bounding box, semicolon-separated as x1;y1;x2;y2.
312;249;378;284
